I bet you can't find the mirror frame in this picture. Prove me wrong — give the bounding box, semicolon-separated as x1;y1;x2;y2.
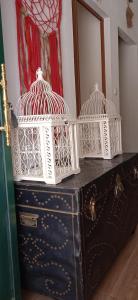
72;0;106;115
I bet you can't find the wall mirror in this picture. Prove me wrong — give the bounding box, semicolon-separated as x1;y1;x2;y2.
72;0;106;115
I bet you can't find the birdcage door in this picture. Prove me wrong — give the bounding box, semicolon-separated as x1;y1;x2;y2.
0;8;21;300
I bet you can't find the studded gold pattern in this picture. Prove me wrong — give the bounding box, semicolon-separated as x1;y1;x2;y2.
16;188;76;214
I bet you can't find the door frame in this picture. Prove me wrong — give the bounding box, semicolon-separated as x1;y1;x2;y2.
72;0;106;115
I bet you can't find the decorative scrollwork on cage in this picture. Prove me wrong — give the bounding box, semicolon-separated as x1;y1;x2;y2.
11;68;80;184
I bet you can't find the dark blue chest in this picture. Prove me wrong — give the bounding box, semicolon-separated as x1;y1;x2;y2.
15;154;138;300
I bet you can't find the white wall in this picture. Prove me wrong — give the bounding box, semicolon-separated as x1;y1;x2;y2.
90;0;138;152
77;2;102;105
119;39;138;152
60;0;76;115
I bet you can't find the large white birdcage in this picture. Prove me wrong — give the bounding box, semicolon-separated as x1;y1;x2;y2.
78;84;122;159
11;68;80;184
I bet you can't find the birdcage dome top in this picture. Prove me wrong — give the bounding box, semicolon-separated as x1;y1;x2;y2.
17;68;70;116
79;84;117;117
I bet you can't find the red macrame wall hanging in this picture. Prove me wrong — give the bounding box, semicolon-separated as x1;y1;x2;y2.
16;0;63;96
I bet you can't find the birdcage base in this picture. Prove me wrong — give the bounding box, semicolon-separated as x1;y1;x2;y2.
80;152;122;160
14;167;80;185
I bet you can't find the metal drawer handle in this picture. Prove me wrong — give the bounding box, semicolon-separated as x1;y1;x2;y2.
114;174;124;198
19;212;39;228
89;198;96;221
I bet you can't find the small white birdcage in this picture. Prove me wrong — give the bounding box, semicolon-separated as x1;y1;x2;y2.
11;68;80;184
78;84;122;159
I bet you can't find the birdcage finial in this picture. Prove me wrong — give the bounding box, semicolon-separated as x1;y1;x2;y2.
36;67;44;81
94;83;99;91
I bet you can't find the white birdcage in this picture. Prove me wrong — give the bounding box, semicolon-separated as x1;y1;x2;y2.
78;84;122;159
11;68;80;184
